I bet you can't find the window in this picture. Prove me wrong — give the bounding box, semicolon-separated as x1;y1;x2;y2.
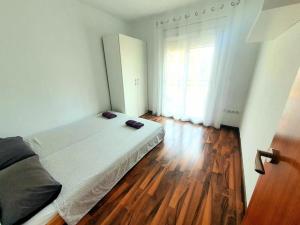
162;33;215;123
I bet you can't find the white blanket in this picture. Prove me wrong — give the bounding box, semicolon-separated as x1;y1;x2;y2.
25;113;164;225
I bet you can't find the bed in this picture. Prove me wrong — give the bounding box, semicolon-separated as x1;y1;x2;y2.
23;112;164;225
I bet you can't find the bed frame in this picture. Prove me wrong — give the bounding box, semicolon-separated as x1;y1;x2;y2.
33;113;163;225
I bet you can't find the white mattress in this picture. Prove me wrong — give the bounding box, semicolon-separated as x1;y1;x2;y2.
24;112;164;225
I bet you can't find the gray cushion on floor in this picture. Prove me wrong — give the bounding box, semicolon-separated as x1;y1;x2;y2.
0;156;62;225
0;136;36;170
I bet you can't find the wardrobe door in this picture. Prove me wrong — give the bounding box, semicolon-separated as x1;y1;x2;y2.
119;35;140;116
137;41;148;116
103;34;126;113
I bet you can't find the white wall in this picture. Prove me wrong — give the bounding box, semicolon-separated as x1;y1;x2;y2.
240;22;300;202
130;0;262;127
0;0;130;137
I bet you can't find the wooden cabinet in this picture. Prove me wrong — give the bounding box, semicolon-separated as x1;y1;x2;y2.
103;34;148;117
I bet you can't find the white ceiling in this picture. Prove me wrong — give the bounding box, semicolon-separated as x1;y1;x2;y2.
80;0;203;21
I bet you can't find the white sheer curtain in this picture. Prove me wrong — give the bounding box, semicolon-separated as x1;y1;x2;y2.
151;0;243;128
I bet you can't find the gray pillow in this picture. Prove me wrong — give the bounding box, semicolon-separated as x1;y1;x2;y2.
0;136;36;170
0;156;62;225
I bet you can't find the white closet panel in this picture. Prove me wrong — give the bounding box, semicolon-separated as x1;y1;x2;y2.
103;34;148;117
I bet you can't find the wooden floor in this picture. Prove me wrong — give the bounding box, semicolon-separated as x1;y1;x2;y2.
74;115;244;225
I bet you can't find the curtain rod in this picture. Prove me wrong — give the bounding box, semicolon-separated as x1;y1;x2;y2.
161;15;228;32
156;0;241;27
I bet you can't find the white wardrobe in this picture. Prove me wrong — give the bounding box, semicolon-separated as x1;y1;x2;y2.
103;34;148;117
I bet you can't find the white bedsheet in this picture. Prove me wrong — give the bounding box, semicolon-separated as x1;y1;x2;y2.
23;205;57;225
24;112;164;225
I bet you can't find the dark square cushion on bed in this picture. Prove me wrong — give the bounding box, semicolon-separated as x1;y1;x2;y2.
102;111;117;119
0;156;62;225
126;120;144;129
0;136;36;170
